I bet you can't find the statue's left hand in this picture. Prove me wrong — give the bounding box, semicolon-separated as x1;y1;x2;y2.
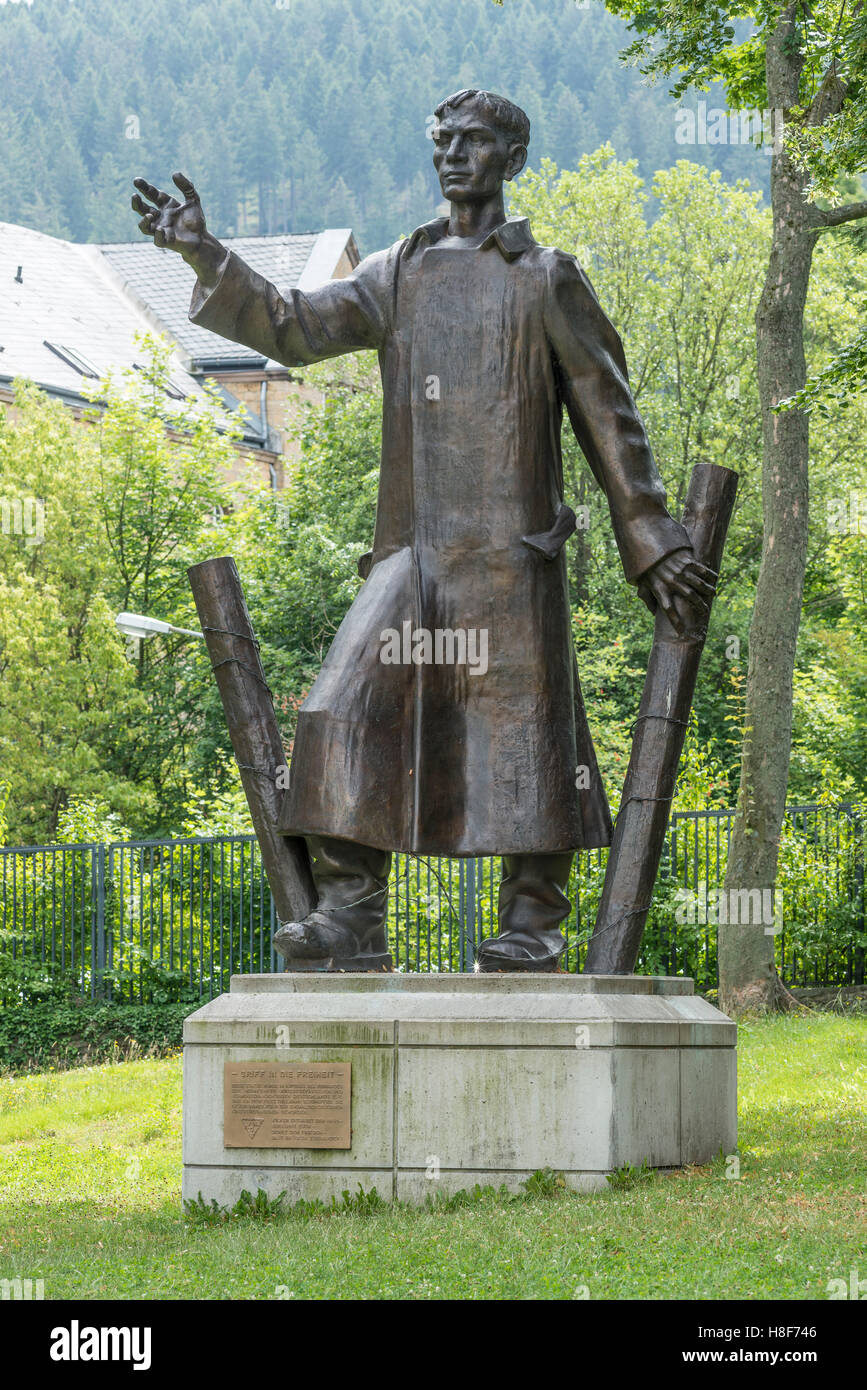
637;548;717;636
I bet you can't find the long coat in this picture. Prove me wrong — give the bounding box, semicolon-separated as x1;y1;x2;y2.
190;216;690;856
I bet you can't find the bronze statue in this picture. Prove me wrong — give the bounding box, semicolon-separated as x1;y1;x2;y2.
132;89;716;973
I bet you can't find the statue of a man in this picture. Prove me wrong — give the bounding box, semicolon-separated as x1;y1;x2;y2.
132;89;713;972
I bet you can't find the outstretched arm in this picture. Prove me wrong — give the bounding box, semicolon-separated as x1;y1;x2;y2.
187;249;391;368
544;252;715;634
132;172;391;367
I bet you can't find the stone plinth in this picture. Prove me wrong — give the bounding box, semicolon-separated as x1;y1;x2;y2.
182;973;736;1206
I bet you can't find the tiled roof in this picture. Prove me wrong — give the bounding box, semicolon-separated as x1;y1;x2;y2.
0;221;208;404
97;231;350;366
0;221;356;446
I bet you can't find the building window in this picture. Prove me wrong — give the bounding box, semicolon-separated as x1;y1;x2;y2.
43;342;100;378
132;362;188;400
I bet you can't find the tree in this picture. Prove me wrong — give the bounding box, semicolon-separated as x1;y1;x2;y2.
0;383;139;840
0;338;250;841
1;0;776;253
498;0;867;1013
85;338;247;830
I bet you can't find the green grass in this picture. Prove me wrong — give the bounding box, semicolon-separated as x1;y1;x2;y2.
0;1015;864;1299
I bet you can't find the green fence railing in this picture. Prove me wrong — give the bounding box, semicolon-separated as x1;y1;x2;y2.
1;804;864;1003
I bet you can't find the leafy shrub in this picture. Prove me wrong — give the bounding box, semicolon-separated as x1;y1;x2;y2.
0;998;190;1073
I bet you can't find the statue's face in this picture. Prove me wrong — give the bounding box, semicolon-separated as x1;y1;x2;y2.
432;103;526;202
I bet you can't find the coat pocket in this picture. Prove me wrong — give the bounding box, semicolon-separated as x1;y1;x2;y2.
521;501;577;560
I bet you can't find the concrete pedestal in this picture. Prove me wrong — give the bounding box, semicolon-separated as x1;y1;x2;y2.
183;973;736;1206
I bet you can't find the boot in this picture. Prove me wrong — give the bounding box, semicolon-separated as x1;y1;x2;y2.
274;835;393;971
476;852;574;972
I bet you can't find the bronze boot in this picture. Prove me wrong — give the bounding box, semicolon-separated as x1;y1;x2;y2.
476;851;573;972
274;835;393;971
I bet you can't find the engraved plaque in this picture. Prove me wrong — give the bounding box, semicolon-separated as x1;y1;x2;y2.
223;1062;351;1148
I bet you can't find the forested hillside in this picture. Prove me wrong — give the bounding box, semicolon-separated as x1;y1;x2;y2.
0;0;769;251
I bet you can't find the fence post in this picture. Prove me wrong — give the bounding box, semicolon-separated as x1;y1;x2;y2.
457;860;479;971
106;843;115;1001
464;860;478;971
854;810;865;987
93;843;106;1000
457;861;466;971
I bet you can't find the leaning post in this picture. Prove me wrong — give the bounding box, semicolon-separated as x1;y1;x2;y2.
187;556;316;934
584;463;739;975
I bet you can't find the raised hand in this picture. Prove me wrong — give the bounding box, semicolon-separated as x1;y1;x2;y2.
637;547;717;637
131;172;225;286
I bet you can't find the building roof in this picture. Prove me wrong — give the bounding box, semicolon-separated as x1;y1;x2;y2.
0;220;208;407
0;221;358;448
97;228;356;368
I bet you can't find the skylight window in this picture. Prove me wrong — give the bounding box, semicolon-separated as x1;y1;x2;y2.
43;341;101;378
132;363;188;401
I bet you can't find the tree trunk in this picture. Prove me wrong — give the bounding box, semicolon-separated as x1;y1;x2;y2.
719;8;820;1016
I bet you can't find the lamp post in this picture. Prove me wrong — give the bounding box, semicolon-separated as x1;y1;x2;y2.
115;612;204;641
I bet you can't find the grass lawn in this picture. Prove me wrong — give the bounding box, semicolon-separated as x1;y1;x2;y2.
0;1014;864;1300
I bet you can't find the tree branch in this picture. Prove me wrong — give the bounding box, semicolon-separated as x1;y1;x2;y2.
820;199;867;225
804;61;847;126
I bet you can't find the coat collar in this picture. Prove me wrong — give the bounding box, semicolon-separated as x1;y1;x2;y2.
404;216;535;261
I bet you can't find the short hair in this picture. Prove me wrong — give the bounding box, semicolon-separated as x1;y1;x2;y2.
433;89;530;149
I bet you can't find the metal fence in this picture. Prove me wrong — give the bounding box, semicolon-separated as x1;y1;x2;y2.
1;803;864;1003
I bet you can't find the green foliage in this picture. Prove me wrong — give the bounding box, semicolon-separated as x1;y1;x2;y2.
103;945;203;1008
781;328;867;414
83;339;248;833
177;765;253;838
581;0;867;470
572;607;645;802
423;1173;574;1209
605;1159;657;1190
0;382;140;841
182;1192;236;1226
778;217;867;414
775;803;867;980
423;1182;514;1210
183;1183;386;1225
0;338;248;841
56;797;132;847
520;1166;568;1197
0;953;77;1012
0;998;187;1074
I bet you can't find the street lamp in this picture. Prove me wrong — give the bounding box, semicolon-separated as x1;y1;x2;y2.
115;612;204;641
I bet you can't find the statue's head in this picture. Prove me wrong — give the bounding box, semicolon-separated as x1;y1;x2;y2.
431;89;529;203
